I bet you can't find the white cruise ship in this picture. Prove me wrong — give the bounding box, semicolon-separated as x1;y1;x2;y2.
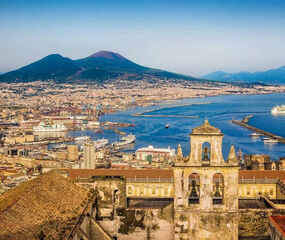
94;138;108;149
74;135;90;142
271;105;285;115
262;137;278;143
113;134;136;146
33;122;67;132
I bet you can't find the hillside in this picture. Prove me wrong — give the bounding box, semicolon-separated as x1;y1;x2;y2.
0;50;197;83
0;171;91;240
203;66;285;84
0;54;81;82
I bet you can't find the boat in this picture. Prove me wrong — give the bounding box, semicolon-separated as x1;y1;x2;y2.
53;144;67;149
262;137;278;143
250;132;262;137
33;122;67;132
94;138;109;149
165;124;170;128
113;134;136;146
74;135;90;142
271;105;285;115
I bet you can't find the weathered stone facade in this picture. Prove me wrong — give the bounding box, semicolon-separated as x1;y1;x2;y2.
174;120;239;240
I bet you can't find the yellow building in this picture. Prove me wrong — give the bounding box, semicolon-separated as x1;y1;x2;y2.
5;134;34;145
67;145;79;161
56;151;67;161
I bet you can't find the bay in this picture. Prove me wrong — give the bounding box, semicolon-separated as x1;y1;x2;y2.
70;93;285;161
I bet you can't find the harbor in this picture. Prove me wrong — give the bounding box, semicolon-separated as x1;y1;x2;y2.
232;117;285;143
133;102;211;118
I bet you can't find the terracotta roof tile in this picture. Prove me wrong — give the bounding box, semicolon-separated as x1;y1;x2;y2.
269;215;285;237
239;170;285;183
66;169;174;179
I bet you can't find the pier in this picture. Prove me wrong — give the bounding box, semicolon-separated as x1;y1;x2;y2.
133;102;211;118
133;114;199;118
232;117;285;143
105;126;126;135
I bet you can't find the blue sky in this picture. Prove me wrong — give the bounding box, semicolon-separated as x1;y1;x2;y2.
1;0;285;76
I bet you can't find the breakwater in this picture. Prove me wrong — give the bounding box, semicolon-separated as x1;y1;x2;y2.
232;118;285;143
133;102;211;118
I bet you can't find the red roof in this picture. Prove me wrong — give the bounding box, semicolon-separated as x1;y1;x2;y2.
239;170;285;183
65;169;285;182
269;215;285;237
66;169;173;179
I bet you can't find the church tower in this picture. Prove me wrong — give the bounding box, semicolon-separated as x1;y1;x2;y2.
174;120;239;240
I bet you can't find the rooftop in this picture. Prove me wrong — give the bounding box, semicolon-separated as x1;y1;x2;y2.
65;169;174;180
239;170;285;184
238;198;273;209
269;215;285;237
0;171;91;240
64;169;285;184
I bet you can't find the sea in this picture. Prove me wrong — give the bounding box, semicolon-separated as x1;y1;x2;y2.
69;93;285;161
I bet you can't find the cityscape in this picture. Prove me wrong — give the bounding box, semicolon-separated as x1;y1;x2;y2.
1;1;285;240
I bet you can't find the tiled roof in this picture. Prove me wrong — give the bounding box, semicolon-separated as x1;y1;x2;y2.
239;170;285;183
0;171;91;240
66;169;174;179
269;215;285;237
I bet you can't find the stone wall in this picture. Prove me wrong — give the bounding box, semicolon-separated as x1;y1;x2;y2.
98;203;174;240
174;211;238;240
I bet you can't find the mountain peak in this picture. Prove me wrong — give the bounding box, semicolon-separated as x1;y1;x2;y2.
44;54;64;59
88;50;127;61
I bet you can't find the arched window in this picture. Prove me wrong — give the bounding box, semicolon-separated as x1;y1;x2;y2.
202;142;211;166
113;190;120;204
213;173;223;204
189;173;200;204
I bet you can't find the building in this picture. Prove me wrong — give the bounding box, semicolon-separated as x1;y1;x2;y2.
268;215;285;240
174;119;239;240
136;145;175;167
4;133;34;145
67;144;79;161
1;120;285;240
83;141;95;169
244;154;272;170
238;170;285;199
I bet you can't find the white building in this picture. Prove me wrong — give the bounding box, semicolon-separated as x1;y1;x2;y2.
136;145;175;163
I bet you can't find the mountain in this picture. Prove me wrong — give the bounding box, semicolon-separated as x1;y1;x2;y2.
0;54;81;82
75;50;147;72
203;66;285;84
0;51;196;83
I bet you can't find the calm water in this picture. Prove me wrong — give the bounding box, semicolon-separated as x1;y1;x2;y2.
71;93;285;160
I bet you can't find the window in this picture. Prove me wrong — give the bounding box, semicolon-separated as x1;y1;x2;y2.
189;173;200;204
202;142;211;166
247;188;250;196
213;173;224;204
127;186;133;195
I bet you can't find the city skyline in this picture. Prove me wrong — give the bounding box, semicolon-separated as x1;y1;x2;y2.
1;0;285;76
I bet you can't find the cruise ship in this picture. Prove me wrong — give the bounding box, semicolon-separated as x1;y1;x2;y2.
74;135;90;142
33;122;67;132
113;134;136;146
271;105;285;115
250;132;263;137
94;138;109;149
262;137;278;144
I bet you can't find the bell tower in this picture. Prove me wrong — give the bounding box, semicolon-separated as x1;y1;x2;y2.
174;120;239;240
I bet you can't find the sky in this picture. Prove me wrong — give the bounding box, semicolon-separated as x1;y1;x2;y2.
1;0;285;76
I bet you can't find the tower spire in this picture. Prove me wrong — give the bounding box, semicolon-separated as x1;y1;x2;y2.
227;145;238;165
176;144;183;161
